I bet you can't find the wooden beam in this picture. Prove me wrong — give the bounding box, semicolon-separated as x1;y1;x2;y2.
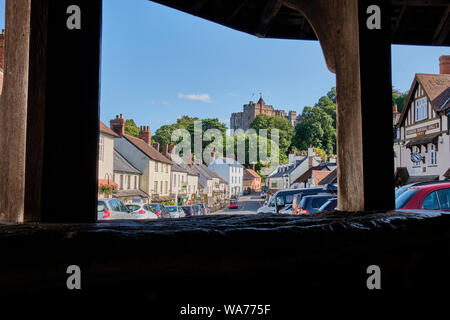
392;0;450;6
393;3;407;39
226;0;248;22
190;0;209;13
255;0;282;38
433;6;450;45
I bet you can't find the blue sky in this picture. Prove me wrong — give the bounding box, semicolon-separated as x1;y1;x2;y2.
0;0;448;132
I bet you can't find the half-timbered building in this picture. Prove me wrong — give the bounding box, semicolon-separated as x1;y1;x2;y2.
395;56;450;183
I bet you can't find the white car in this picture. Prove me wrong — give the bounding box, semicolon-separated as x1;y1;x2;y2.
125;203;158;219
165;205;185;218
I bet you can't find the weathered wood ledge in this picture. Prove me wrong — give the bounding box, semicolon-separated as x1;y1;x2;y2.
0;211;449;305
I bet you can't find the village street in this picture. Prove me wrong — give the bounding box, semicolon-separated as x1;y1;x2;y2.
215;195;262;215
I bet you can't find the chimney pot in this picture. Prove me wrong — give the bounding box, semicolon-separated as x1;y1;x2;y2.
139;125;151;145
439;55;450;74
110;115;126;136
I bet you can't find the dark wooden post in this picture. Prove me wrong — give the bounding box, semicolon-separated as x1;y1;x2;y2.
25;0;102;222
283;0;394;211
358;0;394;211
0;0;31;223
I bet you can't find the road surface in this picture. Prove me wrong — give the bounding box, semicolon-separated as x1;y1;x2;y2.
215;195;264;215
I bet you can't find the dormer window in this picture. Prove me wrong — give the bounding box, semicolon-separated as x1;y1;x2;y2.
415;97;427;122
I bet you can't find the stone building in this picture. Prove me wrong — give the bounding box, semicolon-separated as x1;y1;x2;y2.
230;96;301;131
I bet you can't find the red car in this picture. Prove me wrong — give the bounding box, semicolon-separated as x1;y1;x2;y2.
228;199;238;209
396;182;450;211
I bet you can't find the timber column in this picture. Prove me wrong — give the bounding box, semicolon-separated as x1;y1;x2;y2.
0;0;31;223
283;0;394;211
25;0;103;222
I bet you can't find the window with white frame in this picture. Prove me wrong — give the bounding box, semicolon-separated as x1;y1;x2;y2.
413;146;422;166
99;136;104;162
429;144;437;165
415;97;427;122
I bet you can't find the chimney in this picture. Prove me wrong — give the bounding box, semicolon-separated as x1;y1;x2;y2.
393;104;398;114
439;55;450;74
308;145;315;168
139;125;151;145
110;114;125;136
152;142;160;152
162;144;169;157
0;30;5;70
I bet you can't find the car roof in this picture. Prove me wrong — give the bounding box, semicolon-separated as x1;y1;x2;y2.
408;182;450;190
302;194;335;199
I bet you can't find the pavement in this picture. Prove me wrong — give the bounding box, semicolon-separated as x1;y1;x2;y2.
215;194;265;215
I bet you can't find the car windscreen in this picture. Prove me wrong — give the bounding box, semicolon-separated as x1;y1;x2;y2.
395;185;411;198
98;201;106;212
311;196;333;209
395;188;420;209
145;204;158;213
182;207;191;213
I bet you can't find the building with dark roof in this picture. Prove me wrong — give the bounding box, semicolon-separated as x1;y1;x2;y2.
110;114;174;202
395;56;450;184
112;150;149;202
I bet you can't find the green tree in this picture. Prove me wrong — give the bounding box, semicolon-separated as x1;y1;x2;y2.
125;119;140;137
392;87;407;112
250;114;295;159
293;106;336;154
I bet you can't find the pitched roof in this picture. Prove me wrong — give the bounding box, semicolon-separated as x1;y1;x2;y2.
100;121;119;137
210;157;244;168
397;73;450;126
270;158;306;178
293;163;330;184
113;150;141;174
244;168;260;181
312;170;332;186
318;169;337;185
123;134;173;165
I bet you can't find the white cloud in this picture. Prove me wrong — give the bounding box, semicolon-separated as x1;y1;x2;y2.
177;93;212;103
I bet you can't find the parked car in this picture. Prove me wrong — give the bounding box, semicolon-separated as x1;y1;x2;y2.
146;203;171;219
318;198;338;212
395;180;446;199
125;203;158;219
278;204;292;215
198;203;209;215
257;187;327;214
243;188;251;195
165;205;185;218
395;182;450;211
191;204;202;215
98;198;133;220
295;194;336;215
182;205;195;217
229;199;238;209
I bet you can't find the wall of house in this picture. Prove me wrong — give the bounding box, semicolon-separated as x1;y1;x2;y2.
149;160;172;196
187;174;198;198
114;138;151;195
171;171;188;194
113;173;140;191
98;134;115;181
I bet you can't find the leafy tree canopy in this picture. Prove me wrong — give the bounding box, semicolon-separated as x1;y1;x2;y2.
125;119;140;138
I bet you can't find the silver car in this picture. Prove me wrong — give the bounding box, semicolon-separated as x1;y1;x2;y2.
125;203;158;219
98;198;135;220
165;205;185;218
